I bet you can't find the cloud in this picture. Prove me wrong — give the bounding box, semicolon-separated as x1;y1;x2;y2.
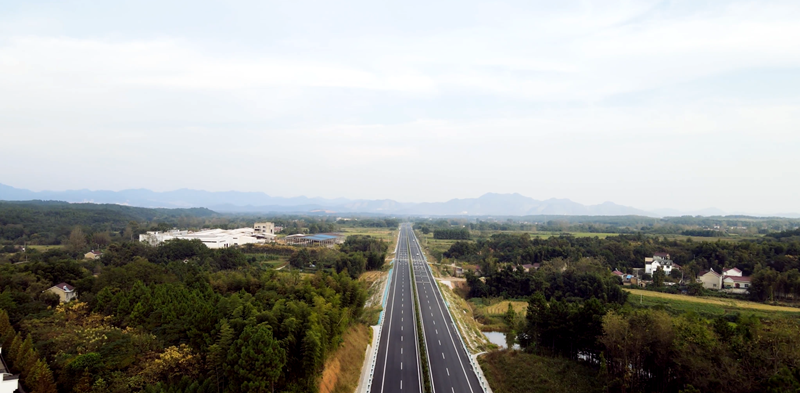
0;0;799;212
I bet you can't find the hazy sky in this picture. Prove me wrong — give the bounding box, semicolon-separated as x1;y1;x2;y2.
1;0;799;213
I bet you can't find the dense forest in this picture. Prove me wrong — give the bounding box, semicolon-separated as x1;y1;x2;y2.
0;233;385;393
482;259;800;392
0;201;346;245
448;231;800;301
432;228;471;240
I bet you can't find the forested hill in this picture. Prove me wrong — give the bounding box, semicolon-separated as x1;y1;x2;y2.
0;201;217;245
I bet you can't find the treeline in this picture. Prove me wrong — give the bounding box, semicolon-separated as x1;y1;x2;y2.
445;232;800;300
287;235;388;278
414;215;800;236
466;258;627;303
273;217;337;235
433;228;471;240
337;218;399;228
0;201;217;245
0;237;368;393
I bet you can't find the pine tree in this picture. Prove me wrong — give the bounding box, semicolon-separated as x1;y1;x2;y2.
8;333;22;372
26;358;57;393
208;320;235;392
17;334;37;379
0;309;13;347
227;324;285;393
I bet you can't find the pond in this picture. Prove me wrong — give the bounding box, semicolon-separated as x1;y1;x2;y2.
482;331;520;350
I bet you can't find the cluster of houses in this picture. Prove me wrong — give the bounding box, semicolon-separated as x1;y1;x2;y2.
612;253;752;294
698;267;751;294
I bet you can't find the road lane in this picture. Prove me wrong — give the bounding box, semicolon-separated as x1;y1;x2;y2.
369;228;423;393
406;224;484;393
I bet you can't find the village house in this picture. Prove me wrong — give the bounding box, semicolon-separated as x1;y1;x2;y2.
697;268;751;293
83;250;102;260
44;282;78;303
698;269;722;289
645;253;679;275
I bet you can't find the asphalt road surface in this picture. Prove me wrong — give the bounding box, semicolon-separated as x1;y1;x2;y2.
407;224;484;393
369;227;423;393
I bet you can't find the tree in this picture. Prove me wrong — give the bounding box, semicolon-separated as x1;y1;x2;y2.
653;266;666;287
227;324;286;393
67;226;87;253
0;309;12;344
289;248;311;269
26;359;57;393
91;231;112;249
208;320;235;390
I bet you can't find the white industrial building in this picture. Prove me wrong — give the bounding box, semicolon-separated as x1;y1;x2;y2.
140;223;276;249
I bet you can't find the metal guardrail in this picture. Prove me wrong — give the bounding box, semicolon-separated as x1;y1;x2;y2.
414;233;490;393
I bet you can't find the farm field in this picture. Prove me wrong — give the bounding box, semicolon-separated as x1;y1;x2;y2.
479;350;602;393
624;288;800;318
468;298;529;332
340;227;398;254
26;244;65;251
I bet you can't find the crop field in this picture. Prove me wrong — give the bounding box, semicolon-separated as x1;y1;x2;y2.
624;288;800;318
26;245;65;251
340;227;398;253
485;300;529;316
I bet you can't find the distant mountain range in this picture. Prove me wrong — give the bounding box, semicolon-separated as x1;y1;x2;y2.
1;183;797;218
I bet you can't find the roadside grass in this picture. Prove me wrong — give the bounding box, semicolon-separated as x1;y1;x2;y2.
359;270;389;325
319;323;372;393
624;288;800;319
479;350;603;393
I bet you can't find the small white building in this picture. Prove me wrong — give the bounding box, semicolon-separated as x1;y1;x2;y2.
254;222;275;236
645;253;678;275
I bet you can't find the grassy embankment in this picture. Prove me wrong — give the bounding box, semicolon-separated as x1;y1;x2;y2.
319;323;372;393
624;287;800;319
479;350;603;393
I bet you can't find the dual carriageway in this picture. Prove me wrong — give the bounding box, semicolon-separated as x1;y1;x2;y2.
369;224;484;393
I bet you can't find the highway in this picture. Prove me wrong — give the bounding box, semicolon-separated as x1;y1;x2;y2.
406;224;484;393
369;227;423;393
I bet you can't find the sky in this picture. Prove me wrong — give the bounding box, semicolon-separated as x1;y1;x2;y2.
1;0;799;214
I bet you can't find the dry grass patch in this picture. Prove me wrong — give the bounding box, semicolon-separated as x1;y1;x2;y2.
320;323;371;393
485;301;529;316
624;288;800;313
